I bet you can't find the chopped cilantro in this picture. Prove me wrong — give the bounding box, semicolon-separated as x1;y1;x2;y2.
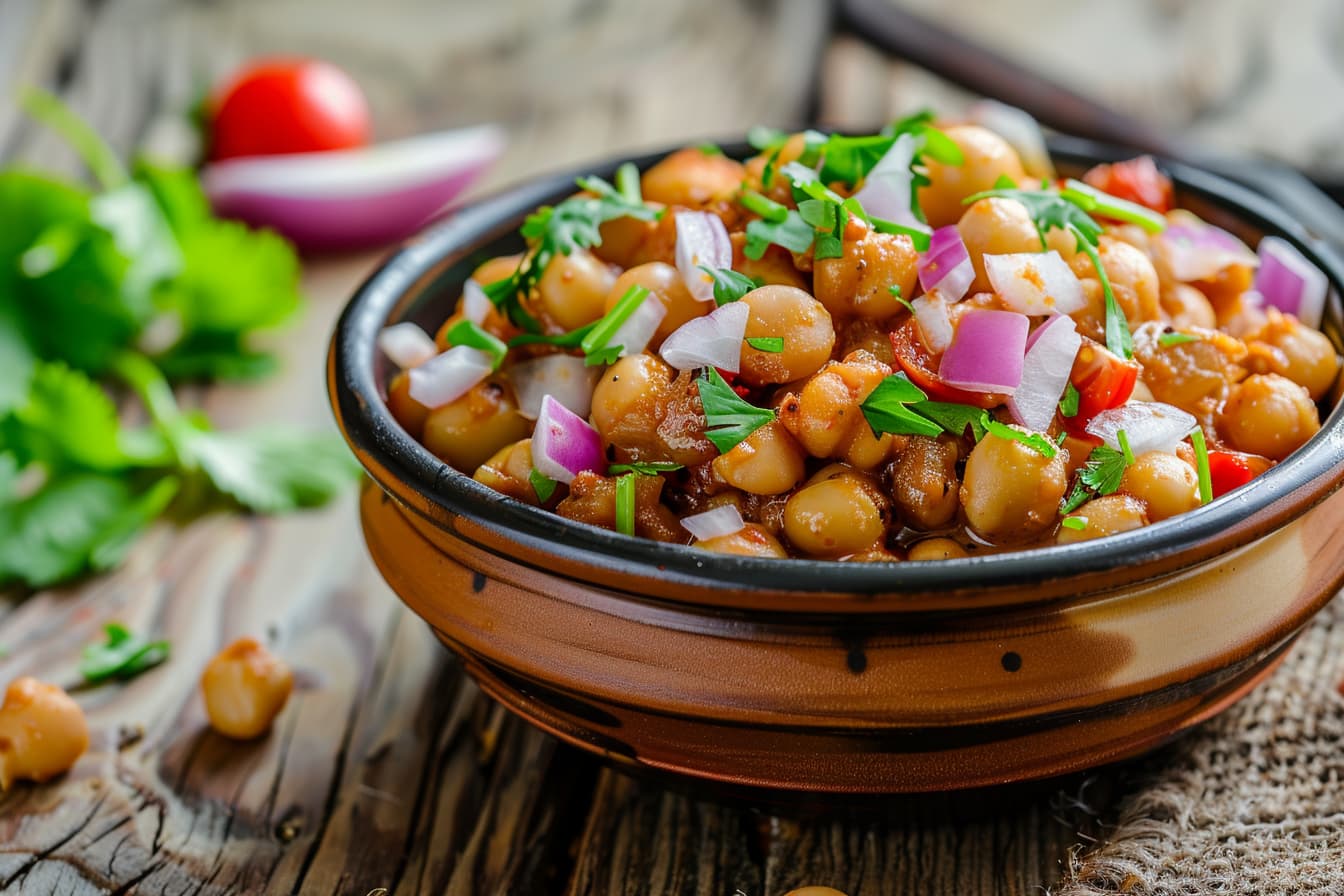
744;209;815;259
529;468;557;503
746;337;784;353
1060;382;1081;417
868;215;932;251
1059;179;1167;233
1158;331;1201;347
1189;427;1213;505
858;375;943;438
984;418;1057;458
1060;443;1132;514
79;622;169;683
916;401;989;441
615;472;636;535
697;368;776;452
608;462;684;476
1060;516;1088;531
740;189;790;222
443;319;507;370
614;162;642;204
696;142;724;157
579;285;650;366
699;266;761;305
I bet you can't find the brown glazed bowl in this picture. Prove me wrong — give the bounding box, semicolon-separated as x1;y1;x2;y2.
329;137;1344;794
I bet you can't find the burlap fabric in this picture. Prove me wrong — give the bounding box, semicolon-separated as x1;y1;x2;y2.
1055;597;1344;895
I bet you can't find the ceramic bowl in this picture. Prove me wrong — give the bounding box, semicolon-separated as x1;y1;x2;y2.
328;137;1344;793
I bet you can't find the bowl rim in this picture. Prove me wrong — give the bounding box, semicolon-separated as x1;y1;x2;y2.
328;133;1344;604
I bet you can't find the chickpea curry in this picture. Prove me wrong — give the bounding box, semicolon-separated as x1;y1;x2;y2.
380;113;1339;561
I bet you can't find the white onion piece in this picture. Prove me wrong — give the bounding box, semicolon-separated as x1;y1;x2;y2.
407;345;493;409
966;100;1055;180
658;301;749;372
1086;401;1196;457
611;292;667;358
1007;315;1082;432
508;355;599;420
674;211;732;302
682;505;746;541
852;133;932;234
378;322;439;370
985;251;1085;315
532;394;605;485
462;278;492;325
1254;236;1328;329
912;291;953;353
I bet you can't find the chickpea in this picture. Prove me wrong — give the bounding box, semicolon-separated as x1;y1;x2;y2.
1160;283;1217;330
907;537;969;561
731;232;809;290
592;353;674;444
474;438;543;504
387;370;430;440
960;430;1069;544
1057;495;1149;544
957;197;1042;293
739;285;835;387
891;435;962;530
813;224;920;319
1131;321;1248;416
1069;237;1161;334
640;147;745;208
695;523;789;558
784;473;887;558
605;262;707;347
743;132;814;202
534;249;618;331
1218;373;1320;460
918;125;1027;228
423;379;530;473
712;420;807;495
0;678;89;789
778;351;895;468
200;638;293;740
595;202;667;268
835;317;898;367
1243;309;1339;400
1119;451;1201;521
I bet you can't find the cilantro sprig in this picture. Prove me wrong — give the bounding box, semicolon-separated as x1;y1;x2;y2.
1060;440;1133;515
859;374;989;441
699;266;761;305
529;468;558;503
608;462;684;476
697;368;776;452
79;622;169;684
983;418;1058;459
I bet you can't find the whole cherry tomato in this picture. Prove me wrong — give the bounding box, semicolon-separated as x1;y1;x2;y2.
208;58;371;161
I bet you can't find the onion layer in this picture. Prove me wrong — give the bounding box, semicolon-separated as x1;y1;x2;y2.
1254;236;1328;329
852;133;931;234
610;291;667;357
658;301;749;372
918;226;975;301
682;504;745;541
407;345;493;409
1155;222;1258;282
984;251;1085;315
674;211;732;302
1086;401;1196;456
912;291;953;353
508;355;599;420
532;394;604;485
939;308;1029;394
1006;314;1081;432
462;278;492;325
377;322;438;370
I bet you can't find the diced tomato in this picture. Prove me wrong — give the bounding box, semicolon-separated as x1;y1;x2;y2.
1206;450;1270;498
1061;339;1140;436
889;319;1004;409
714;368;752;398
1081;156;1173;214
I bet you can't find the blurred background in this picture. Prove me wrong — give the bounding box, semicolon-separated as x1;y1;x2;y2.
3;0;1341;195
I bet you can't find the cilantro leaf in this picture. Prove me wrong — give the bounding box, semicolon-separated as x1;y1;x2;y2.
699;266;761;305
744;211;815;260
916;401;989;441
746;337;784;353
1059;179;1167;234
529;468;558;503
1060;516;1088;531
984;418;1057;458
79;622;170;684
1060;443;1131;514
1060;382;1081;417
608;462;684;476
858;375;943;438
696;368;776;452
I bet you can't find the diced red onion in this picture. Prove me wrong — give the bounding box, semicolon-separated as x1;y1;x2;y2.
508;355;599;420
681;505;746;541
674;211;732;302
966;100;1055;180
918;226;975;301
203;125;505;250
462;278;492;325
658;301;749;372
610;291;667;357
1156;223;1259;282
984;250;1085;315
407;345;493;409
939;308;1029;393
852;133;932;234
1086;401;1196;456
912;291;953;353
378;322;439;370
532;394;605;485
1254;236;1328;329
1007;314;1082;432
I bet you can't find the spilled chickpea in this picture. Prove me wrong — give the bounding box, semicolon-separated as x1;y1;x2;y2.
200;637;294;740
0;677;89;789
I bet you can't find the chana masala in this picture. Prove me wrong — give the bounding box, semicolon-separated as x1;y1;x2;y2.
380;114;1340;561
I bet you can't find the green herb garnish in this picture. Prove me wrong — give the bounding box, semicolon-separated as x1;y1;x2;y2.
79;622;169;683
579;285;650;366
615;472;637;535
1158;331;1201;347
984;418;1058;459
696;142;724;157
443;319;508;370
740;189;790;221
1189;427;1213;505
1059;179;1167;233
1117;429;1135;466
699;266;761;305
916;400;990;441
697;368;776;452
858;375;944;438
615;162;642;204
746;337;784;353
1060;443;1132;514
529;468;558;503
1060;382;1081;418
608;462;684;476
1060;516;1088;531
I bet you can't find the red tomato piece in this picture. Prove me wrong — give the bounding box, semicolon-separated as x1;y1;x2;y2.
1062;339;1140;435
889;319;1004;409
1081;156;1174;214
1207;450;1270;498
209;58;371;161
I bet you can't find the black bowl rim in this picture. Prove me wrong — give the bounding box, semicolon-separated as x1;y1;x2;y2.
329;134;1344;600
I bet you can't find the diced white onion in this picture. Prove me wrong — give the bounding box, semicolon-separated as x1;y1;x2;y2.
378;322;439;370
912;291;953;353
1006;315;1082;432
462;278;492;325
674;211;732;302
985;251;1085;316
852;132;932;234
658;301;749;373
1086;401;1197;457
407;345;493;408
682;505;746;541
611;292;667;358
508;355;600;420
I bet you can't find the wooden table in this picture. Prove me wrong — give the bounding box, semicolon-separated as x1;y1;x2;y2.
1;1;1339;893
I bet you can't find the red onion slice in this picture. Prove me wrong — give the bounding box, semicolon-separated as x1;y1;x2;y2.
939;308;1029;393
407;345;493;409
1086;401;1196;456
1254;236;1328;329
532;394;605;485
675;211;732;302
966;100;1055;180
918;226;975;301
682;504;746;541
610;291;667;358
984;251;1085;315
658;300;749;372
378;322;439;370
1156;222;1258;282
462;278;492;325
912;291;953;353
203;125;505;251
852;133;932;234
1007;314;1082;432
508;355;600;420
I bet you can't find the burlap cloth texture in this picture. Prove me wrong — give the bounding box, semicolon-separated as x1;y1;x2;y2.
1054;594;1344;895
